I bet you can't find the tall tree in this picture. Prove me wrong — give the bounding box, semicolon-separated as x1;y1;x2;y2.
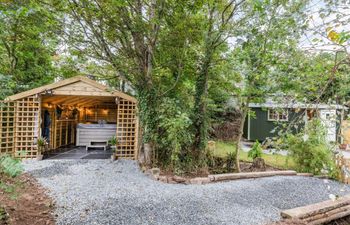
0;0;59;98
192;0;247;163
53;0;206;166
231;0;308;171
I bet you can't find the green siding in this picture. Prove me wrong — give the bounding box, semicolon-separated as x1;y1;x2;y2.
244;108;303;141
243;115;248;139
243;107;346;142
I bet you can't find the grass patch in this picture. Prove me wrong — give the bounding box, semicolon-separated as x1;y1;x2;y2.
213;141;296;170
0;206;8;223
0;182;15;194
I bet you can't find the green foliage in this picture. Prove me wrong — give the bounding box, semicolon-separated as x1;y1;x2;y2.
0;156;23;178
37;137;47;154
37;137;47;147
157;98;193;173
285;119;339;178
108;136;118;146
0;182;15;194
0;0;337;175
14;150;27;158
0;0;59;98
0;206;8;222
248;140;263;160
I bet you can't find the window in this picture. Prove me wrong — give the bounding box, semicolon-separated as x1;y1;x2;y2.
268;109;288;121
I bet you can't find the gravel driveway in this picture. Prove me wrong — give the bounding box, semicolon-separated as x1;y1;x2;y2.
23;160;350;225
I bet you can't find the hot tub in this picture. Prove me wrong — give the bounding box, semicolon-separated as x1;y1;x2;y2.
76;123;117;146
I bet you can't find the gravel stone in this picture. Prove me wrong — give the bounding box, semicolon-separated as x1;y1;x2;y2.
23;159;350;225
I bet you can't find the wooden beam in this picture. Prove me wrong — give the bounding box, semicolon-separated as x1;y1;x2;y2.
281;194;350;225
208;170;297;182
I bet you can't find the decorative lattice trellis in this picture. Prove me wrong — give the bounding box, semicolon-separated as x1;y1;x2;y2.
0;101;16;155
116;99;138;159
14;96;40;158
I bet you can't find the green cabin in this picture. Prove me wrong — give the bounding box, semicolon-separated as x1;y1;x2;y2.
243;102;347;143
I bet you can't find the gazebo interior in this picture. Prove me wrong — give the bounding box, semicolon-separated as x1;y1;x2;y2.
41;95;118;157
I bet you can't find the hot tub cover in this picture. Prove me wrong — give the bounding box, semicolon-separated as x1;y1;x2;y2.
77;123;117;129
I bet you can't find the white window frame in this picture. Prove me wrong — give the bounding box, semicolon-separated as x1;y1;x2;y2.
267;109;288;122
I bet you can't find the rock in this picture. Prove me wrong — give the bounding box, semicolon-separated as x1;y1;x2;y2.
158;176;168;183
144;169;152;176
140;166;147;172
150;168;160;177
167;177;178;184
189;177;211;185
251;158;266;171
145;168;160;179
207;141;216;153
173;176;186;183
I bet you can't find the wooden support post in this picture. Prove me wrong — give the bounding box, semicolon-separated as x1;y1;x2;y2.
65;121;68;145
59;121;62;147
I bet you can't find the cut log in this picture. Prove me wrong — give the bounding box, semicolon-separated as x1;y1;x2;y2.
208;170;297;182
296;173;313;177
281;194;350;225
307;205;350;225
281;195;350;219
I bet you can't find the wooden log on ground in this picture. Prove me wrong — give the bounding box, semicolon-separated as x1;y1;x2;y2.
296;173;313;177
208;170;297;182
307;205;350;225
281;194;350;225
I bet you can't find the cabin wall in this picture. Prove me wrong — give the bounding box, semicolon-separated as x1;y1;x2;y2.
79;105;117;123
244;108;303;141
244;107;345;143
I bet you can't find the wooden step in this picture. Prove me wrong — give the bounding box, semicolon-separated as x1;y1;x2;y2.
86;141;108;151
90;141;108;146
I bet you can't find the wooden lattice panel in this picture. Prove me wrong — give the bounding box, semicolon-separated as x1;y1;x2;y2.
116;99;138;159
0;101;16;155
14;96;40;158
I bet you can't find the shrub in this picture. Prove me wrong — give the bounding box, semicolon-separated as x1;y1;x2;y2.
248;140;263;160
37;137;47;154
0;156;23;178
0;206;8;222
157;98;193;173
108;136;117;146
284;118;339;178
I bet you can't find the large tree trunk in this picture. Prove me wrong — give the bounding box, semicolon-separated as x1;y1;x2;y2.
134;0;159;166
136;83;158;164
235;107;248;173
193;51;212;153
192;40;218;169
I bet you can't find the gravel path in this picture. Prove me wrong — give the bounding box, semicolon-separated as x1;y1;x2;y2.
23;160;350;225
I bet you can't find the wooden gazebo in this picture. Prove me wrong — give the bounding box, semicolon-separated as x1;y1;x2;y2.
0;76;139;159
